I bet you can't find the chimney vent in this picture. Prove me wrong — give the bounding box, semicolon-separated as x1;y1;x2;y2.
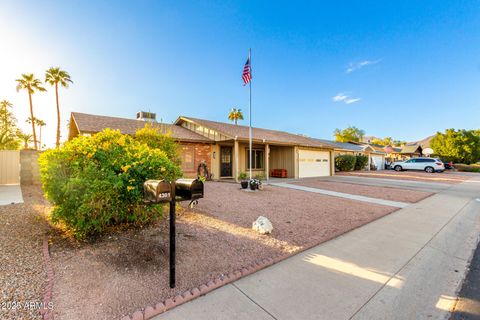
136;111;156;122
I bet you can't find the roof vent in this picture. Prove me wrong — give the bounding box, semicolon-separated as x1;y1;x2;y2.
136;111;156;122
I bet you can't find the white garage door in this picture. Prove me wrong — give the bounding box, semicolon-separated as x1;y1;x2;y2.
371;155;385;171
299;150;331;178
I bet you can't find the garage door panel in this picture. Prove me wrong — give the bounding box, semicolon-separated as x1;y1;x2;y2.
299;150;331;178
371;155;384;171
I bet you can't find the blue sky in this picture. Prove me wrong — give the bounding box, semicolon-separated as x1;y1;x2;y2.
1;1;479;147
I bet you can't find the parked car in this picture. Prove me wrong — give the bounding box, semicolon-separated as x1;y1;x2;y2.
391;157;445;173
441;160;454;169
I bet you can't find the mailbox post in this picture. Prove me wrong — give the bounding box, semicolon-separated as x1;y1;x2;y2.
143;178;204;289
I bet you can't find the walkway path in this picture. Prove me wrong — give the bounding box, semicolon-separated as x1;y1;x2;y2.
270;182;409;208
154;176;480;320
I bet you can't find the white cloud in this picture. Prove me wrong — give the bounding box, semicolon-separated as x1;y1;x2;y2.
332;93;361;104
346;59;380;73
332;93;348;102
345;98;361;104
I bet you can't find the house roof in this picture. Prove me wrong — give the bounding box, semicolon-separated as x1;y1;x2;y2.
399;145;422;154
175;116;335;148
70;112;212;143
314;139;367;152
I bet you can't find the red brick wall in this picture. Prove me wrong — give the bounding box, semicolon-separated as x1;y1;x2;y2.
180;143;212;178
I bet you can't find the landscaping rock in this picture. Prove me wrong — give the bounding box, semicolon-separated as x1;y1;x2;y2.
252;216;273;234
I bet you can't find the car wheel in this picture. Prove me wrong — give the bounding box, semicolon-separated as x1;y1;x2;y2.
394;165;402;172
425;166;434;173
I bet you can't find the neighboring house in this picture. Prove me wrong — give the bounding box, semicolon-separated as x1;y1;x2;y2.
69;112;336;181
322;140;387;170
384;145;423;161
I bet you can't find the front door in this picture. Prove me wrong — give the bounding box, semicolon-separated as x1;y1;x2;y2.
220;147;233;177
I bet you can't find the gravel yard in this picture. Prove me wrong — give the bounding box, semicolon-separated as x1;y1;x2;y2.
291;179;433;203
50;181;397;319
0;186;51;320
337;170;470;184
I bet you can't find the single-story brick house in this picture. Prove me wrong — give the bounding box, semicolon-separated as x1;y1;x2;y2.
68;112;336;180
315;139;387;170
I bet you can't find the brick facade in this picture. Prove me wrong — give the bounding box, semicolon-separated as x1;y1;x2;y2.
180;143;212;179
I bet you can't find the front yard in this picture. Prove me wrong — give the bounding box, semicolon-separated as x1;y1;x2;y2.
2;171;453;319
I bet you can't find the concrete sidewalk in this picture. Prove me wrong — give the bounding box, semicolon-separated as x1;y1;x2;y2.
0;185;23;205
154;177;480;320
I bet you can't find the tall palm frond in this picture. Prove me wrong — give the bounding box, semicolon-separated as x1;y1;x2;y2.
46;67;72;148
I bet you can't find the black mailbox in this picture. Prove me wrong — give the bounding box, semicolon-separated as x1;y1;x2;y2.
143;180;173;203
175;178;204;201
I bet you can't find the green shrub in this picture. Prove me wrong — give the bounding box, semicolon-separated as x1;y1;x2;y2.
39;129;182;238
335;155;357;171
354;155;369;170
238;172;248;180
254;172;266;180
454;164;480;172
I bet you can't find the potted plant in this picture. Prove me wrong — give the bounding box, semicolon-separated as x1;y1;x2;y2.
249;178;259;190
238;172;248;189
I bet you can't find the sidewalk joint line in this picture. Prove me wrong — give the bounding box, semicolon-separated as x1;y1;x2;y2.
348;198;473;320
231;283;278;320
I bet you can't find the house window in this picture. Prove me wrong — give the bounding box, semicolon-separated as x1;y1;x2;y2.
180;145;195;172
246;149;264;169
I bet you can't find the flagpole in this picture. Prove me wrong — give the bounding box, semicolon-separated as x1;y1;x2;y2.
248;48;253;181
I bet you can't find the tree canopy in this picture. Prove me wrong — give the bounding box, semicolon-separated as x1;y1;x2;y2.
430;129;480;164
0;100;20;150
333;126;365;142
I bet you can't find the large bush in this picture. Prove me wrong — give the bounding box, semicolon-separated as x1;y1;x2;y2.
354;155;369;170
39;129;182;238
335;155;356;171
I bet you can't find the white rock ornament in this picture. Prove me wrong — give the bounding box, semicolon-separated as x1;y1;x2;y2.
252;216;273;235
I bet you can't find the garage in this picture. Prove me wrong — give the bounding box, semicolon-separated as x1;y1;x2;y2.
298;149;331;178
371;155;385;171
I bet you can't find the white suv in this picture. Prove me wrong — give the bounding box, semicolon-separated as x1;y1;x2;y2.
391;158;445;173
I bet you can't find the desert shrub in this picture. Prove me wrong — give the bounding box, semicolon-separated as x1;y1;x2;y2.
134;124;181;166
354;155;369;170
39;129;182;238
335;155;356;171
454;164;480;172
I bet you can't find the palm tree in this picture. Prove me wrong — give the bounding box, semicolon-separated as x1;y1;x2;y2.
0;100;14;133
45;67;72;148
26;117;46;149
16;130;33;149
15;74;46;150
228;107;244;125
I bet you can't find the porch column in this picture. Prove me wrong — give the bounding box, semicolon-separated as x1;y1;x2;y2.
265;144;270;180
330;151;335;176
367;152;371;171
294;146;299;179
234;140;239;182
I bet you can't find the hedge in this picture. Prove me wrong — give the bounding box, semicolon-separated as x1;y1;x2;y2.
354;155;369;170
39;128;182;238
335;155;357;171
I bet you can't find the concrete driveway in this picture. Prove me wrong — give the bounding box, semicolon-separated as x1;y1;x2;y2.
0;185;24;205
153;174;480;320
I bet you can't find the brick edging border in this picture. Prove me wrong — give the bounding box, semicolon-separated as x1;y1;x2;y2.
40;235;55;320
120;253;285;320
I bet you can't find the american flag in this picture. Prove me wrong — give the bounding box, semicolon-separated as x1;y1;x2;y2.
242;56;252;85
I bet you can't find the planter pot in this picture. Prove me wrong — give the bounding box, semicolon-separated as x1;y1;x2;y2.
249;183;257;191
240;181;249;189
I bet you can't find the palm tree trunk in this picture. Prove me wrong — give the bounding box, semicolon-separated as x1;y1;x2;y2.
55;83;60;148
235;118;237;125
39;126;42;149
28;91;37;150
